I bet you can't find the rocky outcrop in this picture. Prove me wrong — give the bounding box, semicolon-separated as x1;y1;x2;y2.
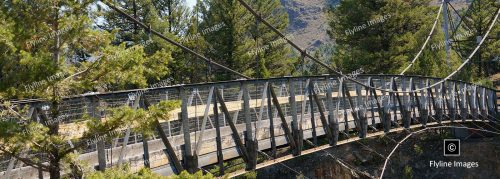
281;0;339;50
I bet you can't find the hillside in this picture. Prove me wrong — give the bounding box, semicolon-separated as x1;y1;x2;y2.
281;0;338;51
282;0;470;51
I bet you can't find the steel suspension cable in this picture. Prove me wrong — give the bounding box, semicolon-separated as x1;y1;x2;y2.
303;139;376;179
236;0;334;74
257;151;309;179
400;0;445;75
236;0;499;94
423;8;500;89
102;1;251;80
380;125;500;178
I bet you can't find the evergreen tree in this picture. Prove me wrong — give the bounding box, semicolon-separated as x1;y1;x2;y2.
167;0;211;84
451;0;500;79
100;0;175;85
201;0;295;80
328;0;460;77
0;1;174;178
199;0;250;80
242;0;295;78
153;0;191;35
102;0;209;84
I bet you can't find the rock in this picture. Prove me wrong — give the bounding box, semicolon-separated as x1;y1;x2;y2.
353;151;368;163
280;0;338;48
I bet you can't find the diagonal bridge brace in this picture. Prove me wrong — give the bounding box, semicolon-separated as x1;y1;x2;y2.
214;88;250;163
310;82;334;145
268;83;298;151
143;97;184;174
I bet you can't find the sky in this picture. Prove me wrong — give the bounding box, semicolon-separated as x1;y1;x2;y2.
186;0;197;8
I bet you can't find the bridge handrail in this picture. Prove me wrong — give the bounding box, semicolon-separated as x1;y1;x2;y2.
7;74;496;105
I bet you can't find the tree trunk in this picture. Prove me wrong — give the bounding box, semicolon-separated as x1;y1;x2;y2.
133;0;138;35
53;2;60;65
49;157;61;179
168;0;172;33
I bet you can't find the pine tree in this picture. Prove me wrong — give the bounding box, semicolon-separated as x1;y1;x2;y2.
153;0;191;35
199;0;249;80
100;0;175;86
452;0;500;79
201;0;295;80
103;0;208;84
328;0;459;77
241;0;295;78
167;0;211;84
0;1;175;178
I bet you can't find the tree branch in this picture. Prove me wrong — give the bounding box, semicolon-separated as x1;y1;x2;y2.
63;55;104;82
0;145;52;171
61;120;125;156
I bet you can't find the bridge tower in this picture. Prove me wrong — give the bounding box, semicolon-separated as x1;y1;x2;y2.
441;0;500;76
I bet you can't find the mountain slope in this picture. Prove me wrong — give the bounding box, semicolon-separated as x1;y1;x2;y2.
281;0;339;51
281;0;470;51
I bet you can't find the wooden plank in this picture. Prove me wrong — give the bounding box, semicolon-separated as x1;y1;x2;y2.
417;79;425;126
484;88;492;118
411;78;424;126
255;82;268;139
401;77;411;126
370;79;389;132
473;85;479;120
155;119;184;174
343;81;359;133
454;82;464;121
118;95;140;165
494;87;499;114
442;83;452;121
479;87;486;121
298;79;310;154
408;78;416;123
463;83;470;121
242;83;253;140
180;87;198;173
468;85;477;121
436;82;444;122
449;82;457;122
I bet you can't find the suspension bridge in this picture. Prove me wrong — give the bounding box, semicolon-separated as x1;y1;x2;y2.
1;74;498;178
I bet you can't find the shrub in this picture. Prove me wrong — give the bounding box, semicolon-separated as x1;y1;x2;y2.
403;165;413;179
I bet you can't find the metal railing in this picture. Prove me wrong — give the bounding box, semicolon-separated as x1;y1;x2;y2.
0;74;498;178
